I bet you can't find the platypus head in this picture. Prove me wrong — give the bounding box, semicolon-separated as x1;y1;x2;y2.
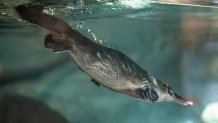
151;79;193;106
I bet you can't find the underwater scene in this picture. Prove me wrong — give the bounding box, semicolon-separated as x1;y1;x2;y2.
1;0;218;123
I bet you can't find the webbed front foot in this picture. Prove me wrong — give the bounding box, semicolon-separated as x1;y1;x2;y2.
136;83;159;102
91;79;101;87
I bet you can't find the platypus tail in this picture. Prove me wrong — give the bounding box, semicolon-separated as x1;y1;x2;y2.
15;5;70;38
15;4;83;52
15;4;96;53
15;4;82;40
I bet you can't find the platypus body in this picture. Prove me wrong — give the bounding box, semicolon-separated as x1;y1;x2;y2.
15;4;193;105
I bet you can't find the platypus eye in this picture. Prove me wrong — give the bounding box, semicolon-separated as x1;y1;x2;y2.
162;83;169;89
162;83;173;95
168;89;173;96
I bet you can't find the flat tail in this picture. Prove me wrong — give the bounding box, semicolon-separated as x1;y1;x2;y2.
44;34;72;53
15;4;73;37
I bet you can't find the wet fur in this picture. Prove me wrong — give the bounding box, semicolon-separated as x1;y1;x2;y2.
15;5;158;101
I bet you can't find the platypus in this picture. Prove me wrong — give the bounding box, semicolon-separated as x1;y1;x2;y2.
15;4;193;106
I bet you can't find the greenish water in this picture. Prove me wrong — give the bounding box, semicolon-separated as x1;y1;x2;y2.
1;1;218;123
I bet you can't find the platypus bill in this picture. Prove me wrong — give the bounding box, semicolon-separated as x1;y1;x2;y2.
15;4;193;106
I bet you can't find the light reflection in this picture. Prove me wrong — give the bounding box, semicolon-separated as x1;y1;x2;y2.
119;0;150;9
185;120;194;123
202;102;218;123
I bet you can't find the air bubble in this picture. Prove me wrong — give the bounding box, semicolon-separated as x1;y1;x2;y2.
98;40;103;44
87;29;107;45
76;22;84;29
1;12;6;15
91;32;97;41
77;0;84;6
43;8;55;15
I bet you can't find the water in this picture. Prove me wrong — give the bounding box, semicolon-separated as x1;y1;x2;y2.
1;0;218;123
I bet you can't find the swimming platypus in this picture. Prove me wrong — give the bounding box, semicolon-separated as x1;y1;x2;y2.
15;4;193;106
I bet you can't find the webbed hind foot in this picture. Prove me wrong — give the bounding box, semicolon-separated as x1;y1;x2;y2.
44;34;72;53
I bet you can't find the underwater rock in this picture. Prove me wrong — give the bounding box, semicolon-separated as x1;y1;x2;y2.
0;95;68;123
